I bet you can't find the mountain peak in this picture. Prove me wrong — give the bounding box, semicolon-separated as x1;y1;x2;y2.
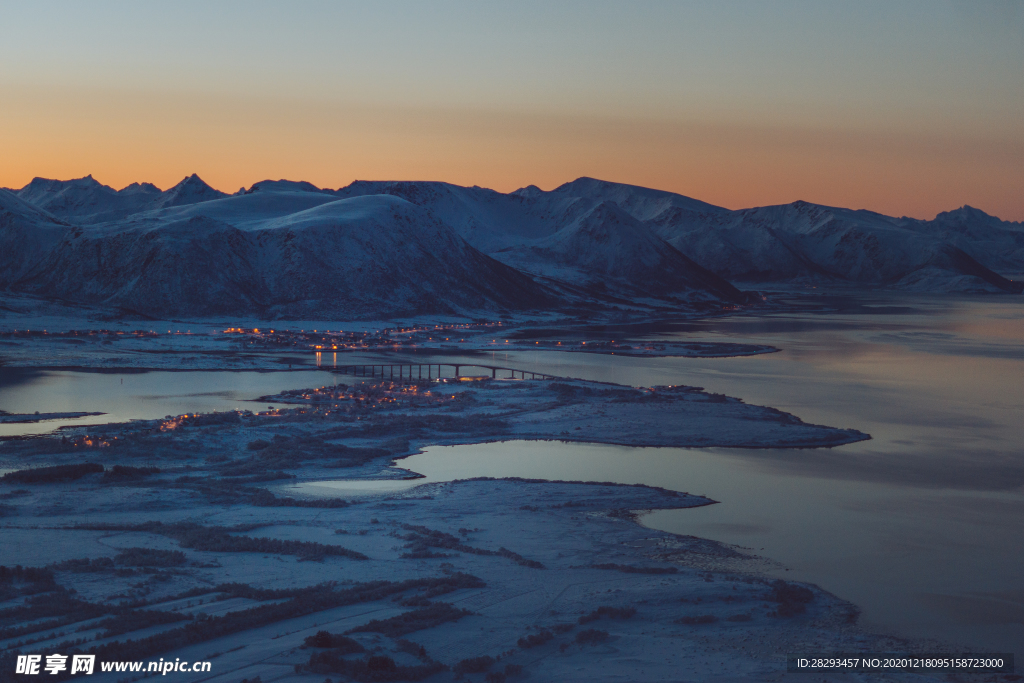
178;173;211;188
22;174;106;191
934;205;995;222
157;174;227;208
245;179;325;194
118;182;162;195
511;184;543;198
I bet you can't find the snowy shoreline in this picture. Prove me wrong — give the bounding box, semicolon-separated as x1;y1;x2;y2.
0;370;955;682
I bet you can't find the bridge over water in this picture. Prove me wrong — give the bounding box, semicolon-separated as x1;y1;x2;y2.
332;363;558;381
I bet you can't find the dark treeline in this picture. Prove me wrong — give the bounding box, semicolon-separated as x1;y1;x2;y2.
1;463;104;484
304;652;445;682
71;521;368;561
104;465;160;480
0;573;485;681
591;563;678;574
303;630;365;653
345;602;471;638
249;489;350;509
400;524;544;569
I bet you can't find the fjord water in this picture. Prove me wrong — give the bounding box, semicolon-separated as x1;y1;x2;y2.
0;369;336;438
386;293;1024;654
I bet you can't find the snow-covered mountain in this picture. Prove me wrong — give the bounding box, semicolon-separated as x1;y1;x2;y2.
12;174;227;224
0;189;69;286
492;201;751;302
5;173;1018;320
653;200;1023;292
336;177;1020;294
333;179;754;302
1;183;551;318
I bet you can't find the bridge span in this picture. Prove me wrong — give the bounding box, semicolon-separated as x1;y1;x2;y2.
332;363;558;381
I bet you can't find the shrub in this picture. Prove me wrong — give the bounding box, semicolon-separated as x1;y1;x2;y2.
769;580;814;617
394;639;427;659
517;629;553;649
454;655;494;674
591;563;677;575
250;489;348;509
575;629;609;644
142;522;367;560
105;465;160;479
303;631;365;654
2;463;103;483
113;548;187;567
305;652;444;682
52;556;114;573
345;602;471;638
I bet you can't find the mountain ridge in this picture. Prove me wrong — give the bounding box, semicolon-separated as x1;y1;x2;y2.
3;174;1019;320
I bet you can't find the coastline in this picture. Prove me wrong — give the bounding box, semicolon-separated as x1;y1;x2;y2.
0;368;955;682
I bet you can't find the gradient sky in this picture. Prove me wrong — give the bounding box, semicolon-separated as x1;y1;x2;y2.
2;0;1022;219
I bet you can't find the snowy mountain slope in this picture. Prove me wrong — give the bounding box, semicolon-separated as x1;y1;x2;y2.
548;176;728;223
107;191;342;233
910;206;1024;275
333;177;1022;294
332;179;752;301
656;200;1023;292
334;177;729;251
335;180;563;251
152;174;228;210
251;195;552;317
9;194;551;317
12;174;227;224
0;189;70;286
24;216;269;316
494;201;752;302
9;172;1020;320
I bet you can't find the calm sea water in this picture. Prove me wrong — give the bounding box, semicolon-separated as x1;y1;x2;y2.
3;293;1022;653
0;369;336;437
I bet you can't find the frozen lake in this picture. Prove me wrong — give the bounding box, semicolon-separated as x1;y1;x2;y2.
3;292;1022;654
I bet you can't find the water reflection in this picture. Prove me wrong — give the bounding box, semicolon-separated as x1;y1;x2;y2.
380;438;1024;655
0;370;337;437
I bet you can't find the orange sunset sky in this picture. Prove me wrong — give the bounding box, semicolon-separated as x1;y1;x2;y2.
2;1;1022;220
